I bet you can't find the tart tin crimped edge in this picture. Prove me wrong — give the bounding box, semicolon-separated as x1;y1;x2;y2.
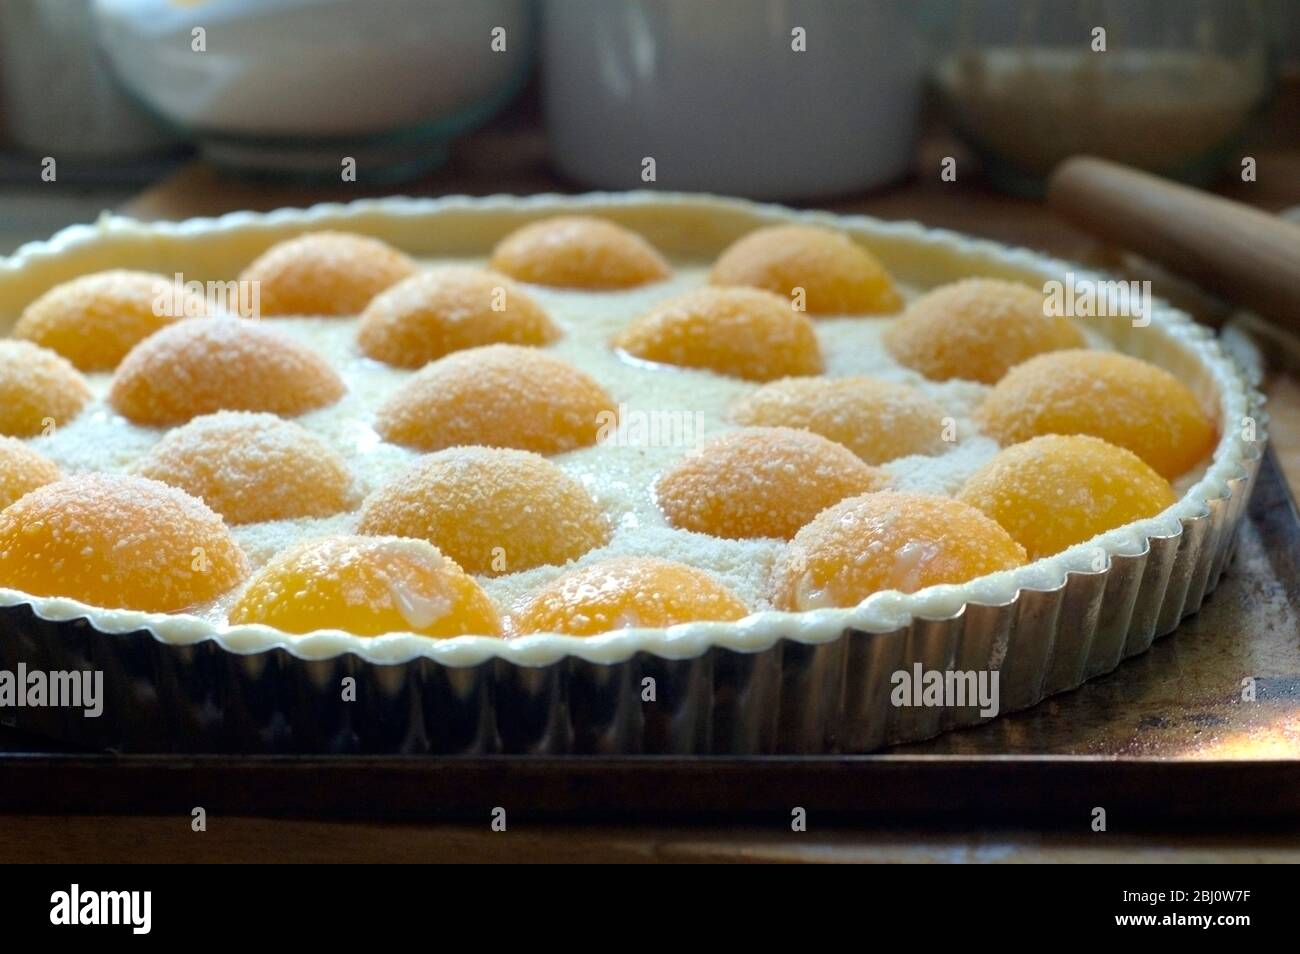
0;193;1267;752
0;427;1264;754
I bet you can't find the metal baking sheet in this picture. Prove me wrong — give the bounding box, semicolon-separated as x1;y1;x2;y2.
1;449;1296;823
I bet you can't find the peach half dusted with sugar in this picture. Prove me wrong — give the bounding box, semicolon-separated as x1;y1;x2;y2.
229;535;500;638
613;286;822;382
977;350;1217;480
134;411;355;525
656;426;888;540
883;278;1084;384
731;375;948;465
375;344;614;454
357;266;560;368
489;215;670;289
0;473;247;613
238;230;417;316
509;556;748;636
0;436;61;510
771;491;1027;611
109;317;344;426
710;224;901;315
957;435;1177;560
0;340;92;438
358;446;609;577
14;270;204;372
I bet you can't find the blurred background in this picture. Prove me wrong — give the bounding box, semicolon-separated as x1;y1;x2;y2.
0;0;1298;448
0;0;1297;253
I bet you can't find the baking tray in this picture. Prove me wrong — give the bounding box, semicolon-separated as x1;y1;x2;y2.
1;445;1296;824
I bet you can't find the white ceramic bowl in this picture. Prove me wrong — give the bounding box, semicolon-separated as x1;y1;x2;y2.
92;0;535;178
543;0;922;199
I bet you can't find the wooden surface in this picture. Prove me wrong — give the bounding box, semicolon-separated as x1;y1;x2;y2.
5;86;1297;864
5;815;1298;864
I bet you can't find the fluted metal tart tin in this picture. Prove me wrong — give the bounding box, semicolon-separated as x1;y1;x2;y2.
0;193;1264;754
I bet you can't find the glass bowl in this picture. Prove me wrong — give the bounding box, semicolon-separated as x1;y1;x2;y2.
925;0;1281;195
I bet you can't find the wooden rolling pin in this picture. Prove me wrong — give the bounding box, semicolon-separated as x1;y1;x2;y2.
1047;156;1300;335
